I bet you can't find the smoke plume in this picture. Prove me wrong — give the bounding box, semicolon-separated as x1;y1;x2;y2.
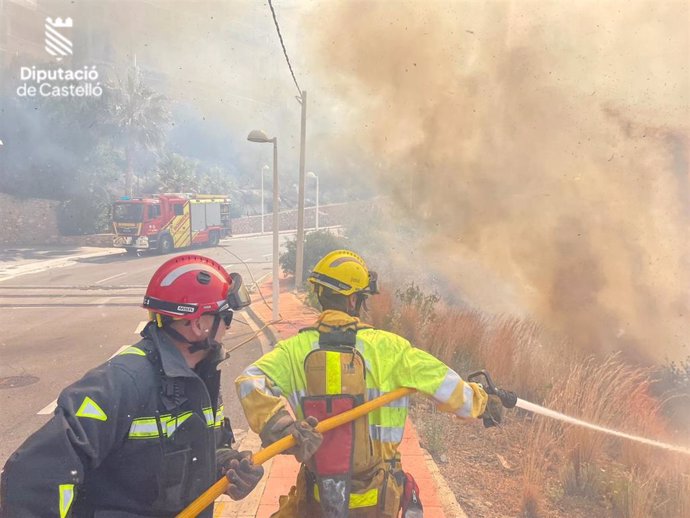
304;0;689;362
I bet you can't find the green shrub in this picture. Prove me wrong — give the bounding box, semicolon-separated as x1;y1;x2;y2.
395;281;440;327
279;230;349;282
57;196;112;235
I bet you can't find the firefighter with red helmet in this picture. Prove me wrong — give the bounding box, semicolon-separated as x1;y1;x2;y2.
0;255;263;518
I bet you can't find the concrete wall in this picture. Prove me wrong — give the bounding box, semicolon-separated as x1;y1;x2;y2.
0;193;62;246
0;194;113;247
0;194;365;246
231;202;363;235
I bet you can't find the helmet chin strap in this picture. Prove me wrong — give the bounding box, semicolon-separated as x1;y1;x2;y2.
163;315;223;354
350;293;368;317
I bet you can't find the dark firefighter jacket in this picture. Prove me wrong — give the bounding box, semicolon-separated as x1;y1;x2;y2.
0;323;234;518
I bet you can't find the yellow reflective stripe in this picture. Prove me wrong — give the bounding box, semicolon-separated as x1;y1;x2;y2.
325;351;341;394
75;396;108;421
59;484;74;518
129;414;171;438
118;346;146;357
130;413;202;439
165;412;193;436
203;407;215;427
214;405;224;428
129;418;160;438
351;488;378;508
239;377;267;399
369;425;405;443
313;485;378;509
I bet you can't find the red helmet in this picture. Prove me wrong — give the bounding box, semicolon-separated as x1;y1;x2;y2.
143;254;250;320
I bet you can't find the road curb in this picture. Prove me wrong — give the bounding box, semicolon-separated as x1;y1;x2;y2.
0;248;125;282
244;304;279;350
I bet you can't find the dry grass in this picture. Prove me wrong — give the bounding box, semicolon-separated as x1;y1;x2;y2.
520;481;544;518
612;467;662;518
367;281;690;518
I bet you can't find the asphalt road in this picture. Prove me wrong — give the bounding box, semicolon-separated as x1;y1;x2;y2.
0;234;282;467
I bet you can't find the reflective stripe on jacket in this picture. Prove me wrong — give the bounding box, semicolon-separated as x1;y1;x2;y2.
236;310;488;463
0;323;233;518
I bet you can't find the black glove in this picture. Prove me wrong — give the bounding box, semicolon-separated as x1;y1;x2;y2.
217;449;264;500
480;394;505;428
260;410;323;463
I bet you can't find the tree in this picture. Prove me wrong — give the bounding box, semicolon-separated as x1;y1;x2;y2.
0;93;112;200
155;153;198;193
280;230;350;280
105;66;171;195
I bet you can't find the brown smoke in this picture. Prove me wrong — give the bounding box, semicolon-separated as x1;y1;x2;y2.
304;1;690;362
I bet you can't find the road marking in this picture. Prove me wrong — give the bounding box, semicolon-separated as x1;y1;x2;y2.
37;345;131;415
241;309;272;355
255;272;271;285
37;401;57;415
95;272;127;284
243;257;252;262
6;306;54;309
0;249;124;283
246;273;270;293
134;321;148;334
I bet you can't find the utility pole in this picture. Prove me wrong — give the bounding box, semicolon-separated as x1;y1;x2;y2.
294;90;307;288
271;138;279;321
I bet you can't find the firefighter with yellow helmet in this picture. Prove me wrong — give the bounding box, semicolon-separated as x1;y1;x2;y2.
236;250;502;518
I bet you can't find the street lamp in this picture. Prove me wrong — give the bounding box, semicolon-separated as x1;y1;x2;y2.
248;130;279;322
260;164;269;234
307;171;319;230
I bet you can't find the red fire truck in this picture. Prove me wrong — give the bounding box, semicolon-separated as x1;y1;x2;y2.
112;193;232;254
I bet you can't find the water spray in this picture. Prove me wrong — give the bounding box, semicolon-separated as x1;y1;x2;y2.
514;398;690;455
468;370;690;456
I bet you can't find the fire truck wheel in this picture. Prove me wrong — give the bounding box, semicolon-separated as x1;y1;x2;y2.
158;235;174;255
125;248;139;256
208;230;220;247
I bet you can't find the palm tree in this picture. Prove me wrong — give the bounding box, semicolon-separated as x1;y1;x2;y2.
106;66;171;195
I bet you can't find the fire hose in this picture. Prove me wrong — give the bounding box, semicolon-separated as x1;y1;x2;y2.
177;375;517;518
176;387;416;518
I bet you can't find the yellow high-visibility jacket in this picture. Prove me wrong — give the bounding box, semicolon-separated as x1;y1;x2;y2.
236;310;488;462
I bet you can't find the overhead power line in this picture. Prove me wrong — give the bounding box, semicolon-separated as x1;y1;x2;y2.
267;0;303;96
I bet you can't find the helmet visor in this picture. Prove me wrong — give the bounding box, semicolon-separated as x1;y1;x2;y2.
213;309;233;328
227;272;251;310
365;271;379;294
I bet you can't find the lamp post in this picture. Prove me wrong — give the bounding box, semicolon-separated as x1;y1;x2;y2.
307;171;319;230
294;90;307;288
248;130;279;322
260;164;269;234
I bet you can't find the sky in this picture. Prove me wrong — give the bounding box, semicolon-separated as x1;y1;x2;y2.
1;0;688;362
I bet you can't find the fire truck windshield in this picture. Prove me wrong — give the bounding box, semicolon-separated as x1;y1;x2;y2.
113;203;144;223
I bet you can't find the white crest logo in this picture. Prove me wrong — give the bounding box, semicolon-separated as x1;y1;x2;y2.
45;17;73;61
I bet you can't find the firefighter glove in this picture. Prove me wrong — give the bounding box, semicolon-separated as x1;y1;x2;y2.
217;449;264;501
288;415;323;463
260;410;323;463
481;394;505;428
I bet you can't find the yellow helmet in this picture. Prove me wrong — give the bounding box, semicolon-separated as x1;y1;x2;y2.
308;250;378;296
